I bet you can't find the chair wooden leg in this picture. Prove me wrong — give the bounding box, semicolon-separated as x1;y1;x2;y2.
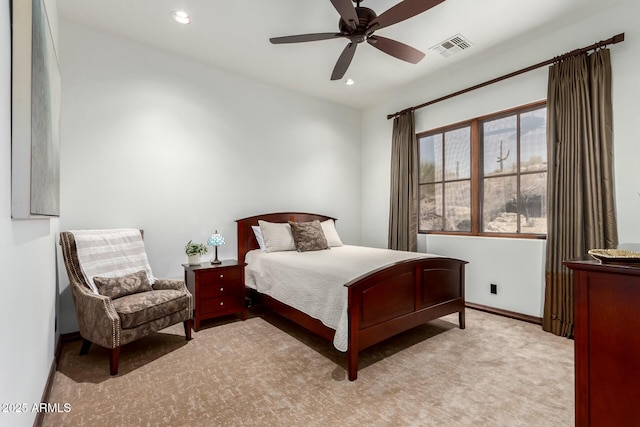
109;347;120;375
79;339;92;355
184;319;193;341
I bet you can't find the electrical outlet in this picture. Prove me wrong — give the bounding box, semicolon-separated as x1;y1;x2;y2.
490;283;497;294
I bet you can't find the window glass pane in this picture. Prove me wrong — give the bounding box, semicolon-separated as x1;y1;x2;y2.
419;183;442;231
520;172;547;234
419;134;442;183
444;181;470;231
444;127;471;180
483;115;517;176
521;108;547;172
483;176;518;233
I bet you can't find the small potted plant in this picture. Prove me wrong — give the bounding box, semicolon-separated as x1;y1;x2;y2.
185;240;208;265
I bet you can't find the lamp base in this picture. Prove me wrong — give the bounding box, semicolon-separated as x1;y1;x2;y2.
211;246;221;265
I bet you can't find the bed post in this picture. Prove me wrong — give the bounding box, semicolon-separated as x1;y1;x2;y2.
347;286;360;381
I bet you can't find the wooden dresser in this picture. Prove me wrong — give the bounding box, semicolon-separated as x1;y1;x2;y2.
183;260;246;331
563;258;640;426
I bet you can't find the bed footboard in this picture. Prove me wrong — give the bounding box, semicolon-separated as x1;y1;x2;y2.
346;257;467;381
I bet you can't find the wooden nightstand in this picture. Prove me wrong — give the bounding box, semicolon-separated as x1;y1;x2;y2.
183;260;247;331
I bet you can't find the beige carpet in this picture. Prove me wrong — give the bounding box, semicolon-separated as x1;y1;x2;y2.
43;309;573;426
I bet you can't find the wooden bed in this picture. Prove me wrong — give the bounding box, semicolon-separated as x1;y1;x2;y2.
236;212;467;381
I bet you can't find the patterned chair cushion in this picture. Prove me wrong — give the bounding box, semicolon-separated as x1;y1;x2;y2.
289;220;329;252
111;290;190;329
94;270;153;300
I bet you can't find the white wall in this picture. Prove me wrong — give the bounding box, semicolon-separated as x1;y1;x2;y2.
57;21;362;333
0;1;59;426
423;235;546;317
362;0;640;317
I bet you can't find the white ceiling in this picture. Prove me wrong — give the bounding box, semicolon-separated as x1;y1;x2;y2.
57;0;624;109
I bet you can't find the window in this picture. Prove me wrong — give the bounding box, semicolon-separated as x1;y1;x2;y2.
419;126;471;232
418;102;547;237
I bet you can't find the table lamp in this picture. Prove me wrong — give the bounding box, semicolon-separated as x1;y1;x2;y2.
207;231;225;265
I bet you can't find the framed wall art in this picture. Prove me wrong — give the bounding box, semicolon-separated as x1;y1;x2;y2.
11;0;61;218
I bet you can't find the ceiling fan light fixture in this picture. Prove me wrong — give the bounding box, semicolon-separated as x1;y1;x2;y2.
172;10;191;24
345;78;355;86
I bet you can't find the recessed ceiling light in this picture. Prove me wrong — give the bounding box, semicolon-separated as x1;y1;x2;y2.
173;10;191;24
345;79;355;86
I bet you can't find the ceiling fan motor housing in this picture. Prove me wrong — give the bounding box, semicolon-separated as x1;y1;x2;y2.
339;7;377;43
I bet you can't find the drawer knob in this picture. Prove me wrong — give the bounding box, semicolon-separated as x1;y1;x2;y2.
220;302;224;306
220;287;224;292
219;274;224;278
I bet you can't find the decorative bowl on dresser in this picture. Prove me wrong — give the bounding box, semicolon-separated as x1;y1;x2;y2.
183;260;247;331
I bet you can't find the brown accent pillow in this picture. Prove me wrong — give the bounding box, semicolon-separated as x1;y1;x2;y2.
93;270;153;299
289;220;329;252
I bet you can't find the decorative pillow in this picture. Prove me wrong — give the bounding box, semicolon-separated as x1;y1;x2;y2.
289;220;329;252
320;219;343;247
251;225;266;251
93;270;153;300
258;220;296;252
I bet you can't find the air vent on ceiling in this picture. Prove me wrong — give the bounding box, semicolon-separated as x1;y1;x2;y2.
430;34;473;58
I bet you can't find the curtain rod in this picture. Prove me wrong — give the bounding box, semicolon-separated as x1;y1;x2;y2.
387;33;625;120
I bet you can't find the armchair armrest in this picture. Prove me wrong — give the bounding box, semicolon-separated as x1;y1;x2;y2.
151;278;193;317
70;280;121;349
152;278;188;292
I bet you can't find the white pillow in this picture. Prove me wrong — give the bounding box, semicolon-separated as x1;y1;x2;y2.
321;219;343;247
251;226;266;251
258;220;296;252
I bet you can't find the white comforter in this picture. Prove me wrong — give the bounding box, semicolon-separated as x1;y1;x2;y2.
244;245;438;351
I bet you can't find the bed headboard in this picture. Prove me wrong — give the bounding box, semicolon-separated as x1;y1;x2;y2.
235;212;336;263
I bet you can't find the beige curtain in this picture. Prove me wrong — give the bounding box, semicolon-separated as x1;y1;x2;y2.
388;111;418;252
543;49;618;337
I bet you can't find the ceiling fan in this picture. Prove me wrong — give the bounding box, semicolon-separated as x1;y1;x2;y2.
269;0;446;81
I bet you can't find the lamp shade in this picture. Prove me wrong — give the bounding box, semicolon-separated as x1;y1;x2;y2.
207;231;225;247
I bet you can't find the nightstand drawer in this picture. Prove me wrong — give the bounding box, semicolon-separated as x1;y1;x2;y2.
199;281;242;299
200;296;242;315
198;268;242;285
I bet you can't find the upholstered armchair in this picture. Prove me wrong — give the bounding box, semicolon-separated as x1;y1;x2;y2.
60;230;193;375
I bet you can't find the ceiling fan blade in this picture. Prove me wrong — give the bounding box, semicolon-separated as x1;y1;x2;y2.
330;0;359;30
331;42;357;80
368;0;446;31
367;36;425;64
270;33;345;44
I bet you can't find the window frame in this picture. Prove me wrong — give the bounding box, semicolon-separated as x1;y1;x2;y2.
417;100;547;239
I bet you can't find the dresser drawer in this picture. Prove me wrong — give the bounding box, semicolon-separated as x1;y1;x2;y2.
197;268;242;285
199;280;242;299
200;296;243;315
